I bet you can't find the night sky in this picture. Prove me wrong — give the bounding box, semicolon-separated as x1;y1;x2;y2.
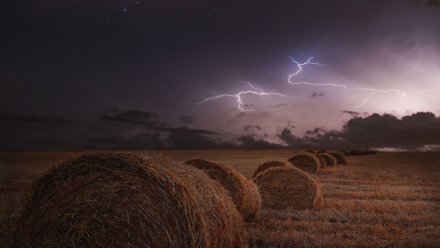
1;0;440;150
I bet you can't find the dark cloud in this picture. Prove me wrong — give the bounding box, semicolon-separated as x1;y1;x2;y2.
305;127;327;136
301;129;343;148
340;112;440;148
101;110;216;135
303;112;440;150
97;110;221;149
341;110;361;118
310;92;326;98
2;110;439;151
0;112;74;150
88;124;279;149
179;115;193;124
0;112;69;128
166;127;232;149
243;125;262;132
89;124;276;149
0;139;70;151
0;114;79;150
167;126;217;135
269;103;290;109
0;109;222;150
278;128;307;148
237;135;282;149
100;110;167;130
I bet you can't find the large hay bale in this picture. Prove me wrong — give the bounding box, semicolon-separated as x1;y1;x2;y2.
329;151;348;165
318;153;337;167
316;155;326;169
253;166;322;210
14;153;247;248
251;161;287;179
164;162;247;247
287;152;321;174
185;159;261;221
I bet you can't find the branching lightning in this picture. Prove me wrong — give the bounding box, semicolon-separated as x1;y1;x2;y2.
196;82;289;111
196;57;440;111
287;57;408;108
288;80;407;96
287;56;326;77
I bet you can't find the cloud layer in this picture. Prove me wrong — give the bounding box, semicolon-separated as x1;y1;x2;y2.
1;110;439;150
279;112;440;150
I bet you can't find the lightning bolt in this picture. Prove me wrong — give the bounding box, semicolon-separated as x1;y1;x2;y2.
355;92;375;109
196;82;289;111
287;56;326;77
288;81;407;96
196;57;439;111
287;57;408;108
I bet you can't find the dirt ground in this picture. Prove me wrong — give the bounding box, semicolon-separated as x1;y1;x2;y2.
1;150;439;247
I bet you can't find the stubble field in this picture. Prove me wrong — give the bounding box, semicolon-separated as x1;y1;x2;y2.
1;150;439;247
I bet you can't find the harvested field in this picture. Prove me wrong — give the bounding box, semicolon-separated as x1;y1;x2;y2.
1;150;439;247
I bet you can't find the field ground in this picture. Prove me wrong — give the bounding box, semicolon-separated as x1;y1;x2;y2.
1;150;439;247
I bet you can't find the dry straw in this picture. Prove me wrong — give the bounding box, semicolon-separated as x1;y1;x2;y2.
318;153;337;167
164;162;247;247
253;166;322;210
14;153;247;248
288;152;321;174
329;151;348;165
316;155;327;169
251;161;287;179
185;159;261;221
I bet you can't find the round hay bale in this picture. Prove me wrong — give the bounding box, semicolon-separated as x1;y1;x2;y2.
14;153;247;248
318;153;337;167
164;162;247;247
185;159;261;221
251;161;287;179
287;152;321;174
329;151;348;165
316;155;326;169
253;166;322;210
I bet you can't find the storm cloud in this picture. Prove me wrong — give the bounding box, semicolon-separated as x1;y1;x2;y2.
280;112;440;150
0;113;69;128
179;115;193;125
100;110;167;130
1;110;439;150
1;1;439;151
336;112;440;149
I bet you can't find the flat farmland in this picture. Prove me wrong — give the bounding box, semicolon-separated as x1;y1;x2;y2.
1;150;439;247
